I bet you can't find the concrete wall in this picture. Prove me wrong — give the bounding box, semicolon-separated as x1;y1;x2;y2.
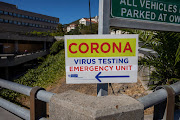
18;43;43;53
2;42;44;53
3;43;14;53
50;90;144;120
138;53;154;91
0;32;54;42
0;50;49;67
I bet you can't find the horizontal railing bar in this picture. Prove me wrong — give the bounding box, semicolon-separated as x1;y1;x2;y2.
0;78;31;96
39;117;48;120
137;89;166;109
0;97;30;120
137;81;180;109
0;78;55;103
37;90;54;103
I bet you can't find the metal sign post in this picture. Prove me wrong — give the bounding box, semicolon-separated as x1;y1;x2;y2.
97;0;111;96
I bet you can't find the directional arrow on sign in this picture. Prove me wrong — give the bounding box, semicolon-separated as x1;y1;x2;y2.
95;72;130;82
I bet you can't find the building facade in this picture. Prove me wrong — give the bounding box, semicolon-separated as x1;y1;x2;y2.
0;1;59;79
79;16;98;26
0;2;59;33
67;24;77;32
0;1;59;54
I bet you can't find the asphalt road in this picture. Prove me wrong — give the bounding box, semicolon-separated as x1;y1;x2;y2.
0;107;22;120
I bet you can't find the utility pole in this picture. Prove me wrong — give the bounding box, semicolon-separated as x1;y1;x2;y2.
89;0;92;33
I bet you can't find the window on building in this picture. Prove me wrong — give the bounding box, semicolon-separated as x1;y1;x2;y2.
9;20;13;24
4;11;8;15
39;18;42;21
42;19;44;22
22;22;25;25
45;19;48;22
9;12;13;16
25;23;28;26
21;15;25;18
0;19;3;22
29;16;32;20
35;24;39;27
4;20;8;23
14;21;17;24
32;17;35;20
29;23;32;26
0;10;3;14
51;21;53;23
25;15;29;19
18;21;21;25
35;17;39;21
39;24;42;28
17;14;21;18
32;24;35;27
48;20;50;23
13;13;16;16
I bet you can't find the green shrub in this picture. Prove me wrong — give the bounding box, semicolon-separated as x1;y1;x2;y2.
138;32;180;89
50;40;64;55
0;41;65;103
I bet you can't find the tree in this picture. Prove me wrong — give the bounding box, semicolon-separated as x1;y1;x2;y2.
120;29;180;89
138;31;180;89
56;24;64;36
67;26;80;35
80;23;98;34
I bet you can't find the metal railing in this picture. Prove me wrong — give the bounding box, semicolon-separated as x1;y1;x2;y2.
138;81;180;119
0;78;55;120
1;78;180;119
138;81;180;109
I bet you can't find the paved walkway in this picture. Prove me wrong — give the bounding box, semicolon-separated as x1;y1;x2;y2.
0;107;22;120
144;114;153;120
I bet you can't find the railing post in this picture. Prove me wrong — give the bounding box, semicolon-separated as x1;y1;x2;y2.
30;87;47;120
153;85;175;120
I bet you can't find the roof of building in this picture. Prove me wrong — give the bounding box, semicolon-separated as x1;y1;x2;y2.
67;24;77;27
83;18;97;23
0;1;59;20
0;1;16;9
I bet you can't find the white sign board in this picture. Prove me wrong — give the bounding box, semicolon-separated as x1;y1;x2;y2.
65;35;138;84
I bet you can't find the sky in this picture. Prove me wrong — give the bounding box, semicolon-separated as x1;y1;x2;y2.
0;0;99;24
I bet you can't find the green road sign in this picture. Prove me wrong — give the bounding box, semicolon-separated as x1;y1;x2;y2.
111;0;180;25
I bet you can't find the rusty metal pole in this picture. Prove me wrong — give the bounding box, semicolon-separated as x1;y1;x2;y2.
153;85;175;120
30;86;47;120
